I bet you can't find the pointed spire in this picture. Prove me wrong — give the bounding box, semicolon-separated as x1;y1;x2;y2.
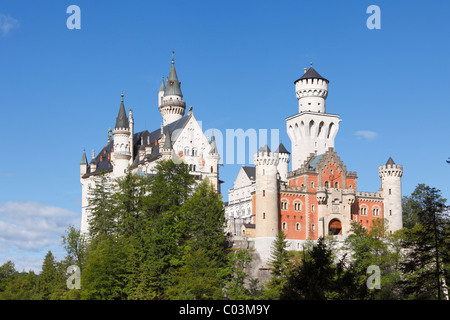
164;53;183;97
115;92;129;129
275;142;290;154
209;130;218;154
158;77;166;92
386;157;395;165
80;149;88;165
163;127;172;150
259;144;271;153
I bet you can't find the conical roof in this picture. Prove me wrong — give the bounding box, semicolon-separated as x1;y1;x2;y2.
209;132;218;154
259;144;271;153
275;142;290;154
158;77;166;92
164;57;183;97
163;127;172;150
80;149;88;165
115;92;129;129
295;66;329;84
386;157;395;165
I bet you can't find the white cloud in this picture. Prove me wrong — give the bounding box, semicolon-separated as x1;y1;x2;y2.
0;201;80;272
0;14;19;36
354;130;377;141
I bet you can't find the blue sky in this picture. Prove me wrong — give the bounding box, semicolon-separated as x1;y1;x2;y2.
0;0;449;272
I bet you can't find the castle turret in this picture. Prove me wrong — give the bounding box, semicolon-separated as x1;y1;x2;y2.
275;142;290;182
286;65;341;170
207;131;220;192
379;157;403;233
160;127;173;160
112;92;131;177
159;54;186;125
80;149;88;176
295;64;329;113
254;145;280;263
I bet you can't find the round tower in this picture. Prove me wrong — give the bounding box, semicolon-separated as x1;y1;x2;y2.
275;142;290;183
294;64;329;113
112;92;131;177
254;145;280;263
159;54;186;126
379;157;403;233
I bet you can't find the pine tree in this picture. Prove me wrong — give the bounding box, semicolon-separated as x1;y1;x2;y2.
86;171;116;239
39;251;58;300
264;231;289;299
399;185;449;299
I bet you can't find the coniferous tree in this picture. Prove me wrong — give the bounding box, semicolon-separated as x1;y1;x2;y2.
39;251;58;300
399;185;449;300
263;231;289;299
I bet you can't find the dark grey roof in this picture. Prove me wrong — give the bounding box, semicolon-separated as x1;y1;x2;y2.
275;142;290;154
115;93;129;129
131;114;192;165
386;157;395;165
242;166;256;181
259;144;271;153
164;60;183;97
80;149;88;165
209;132;218;154
158;77;166;92
294;67;329;84
162;127;172;150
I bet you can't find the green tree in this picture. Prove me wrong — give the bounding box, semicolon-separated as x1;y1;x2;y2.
344;220;401;299
166;247;224;300
134;160;196;299
282;238;350;300
39;251;58;300
87;171;116;239
399;185;449;300
263;231;289;299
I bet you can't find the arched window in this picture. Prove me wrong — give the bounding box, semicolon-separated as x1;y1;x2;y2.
282;222;287;230
294;200;302;212
324;181;329;188
334;181;339;188
372;206;380;216
281;199;288;211
311;204;315;212
360;206;368;216
184;147;190;156
296;223;301;231
192;148;198;156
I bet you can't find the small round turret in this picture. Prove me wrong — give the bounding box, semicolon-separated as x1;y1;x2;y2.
294;64;329;113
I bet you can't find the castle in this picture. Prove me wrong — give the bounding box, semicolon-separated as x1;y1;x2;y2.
79;56;221;235
225;65;403;262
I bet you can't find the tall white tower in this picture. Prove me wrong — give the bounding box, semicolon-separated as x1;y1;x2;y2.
286;65;341;171
112;93;131;177
254;145;280;263
379;157;403;233
159;55;186;126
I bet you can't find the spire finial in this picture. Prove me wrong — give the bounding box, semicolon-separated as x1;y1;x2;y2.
121;91;124;102
171;50;175;64
310;62;313;67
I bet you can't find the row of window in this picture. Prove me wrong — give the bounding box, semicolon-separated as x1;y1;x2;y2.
280;200;315;212
293;181;354;189
184;147;198;157
282;221;301;231
360;207;380;216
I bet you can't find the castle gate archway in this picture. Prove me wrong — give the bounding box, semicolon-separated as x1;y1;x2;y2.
329;219;342;235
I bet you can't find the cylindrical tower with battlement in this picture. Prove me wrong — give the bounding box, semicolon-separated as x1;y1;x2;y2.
379;157;403;233
295;66;329;113
253;145;280;263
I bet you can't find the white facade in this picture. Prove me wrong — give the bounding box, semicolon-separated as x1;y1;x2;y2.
286;67;341;171
80;58;220;235
225;166;256;236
